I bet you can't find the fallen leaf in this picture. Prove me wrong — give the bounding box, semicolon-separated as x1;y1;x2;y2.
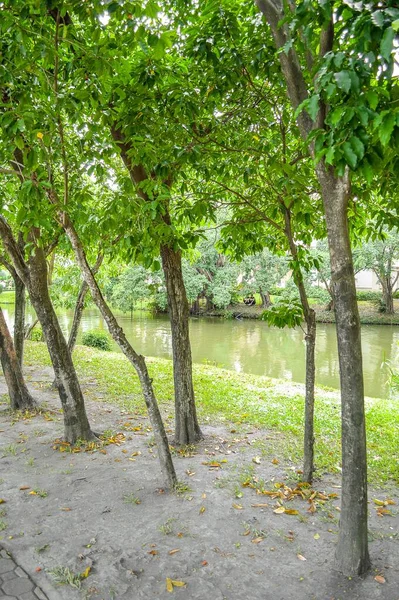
251;503;268;508
60;507;72;511
29;491;37;495
171;580;185;587
19;486;30;491
314;533;320;540
80;566;91;579
284;509;299;515
169;549;180;555
271;458;279;465
251;537;263;544
166;578;173;593
374;575;385;584
202;493;207;499
273;506;286;514
199;506;206;514
373;499;386;506
201;560;208;566
252;456;261;464
232;503;243;510
0;499;6;504
35;567;42;572
297;554;307;561
148;550;158;555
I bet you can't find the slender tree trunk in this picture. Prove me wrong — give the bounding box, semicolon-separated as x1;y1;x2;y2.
190;299;200;315
317;167;370;576
26;247;95;443
380;277;394;314
259;288;271;308
206;295;214;311
63;218;177;488
13;275;26;366
68;280;88;353
47;250;55;286
160;245;202;444
283;208;316;483
0;307;36;410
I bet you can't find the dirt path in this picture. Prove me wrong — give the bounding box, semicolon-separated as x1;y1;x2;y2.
0;367;398;600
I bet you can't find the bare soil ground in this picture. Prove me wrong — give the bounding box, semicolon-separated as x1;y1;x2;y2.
0;366;398;600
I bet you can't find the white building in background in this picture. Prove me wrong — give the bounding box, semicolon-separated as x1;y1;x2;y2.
355;270;381;291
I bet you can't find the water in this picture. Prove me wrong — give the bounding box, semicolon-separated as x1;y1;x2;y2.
2;303;397;398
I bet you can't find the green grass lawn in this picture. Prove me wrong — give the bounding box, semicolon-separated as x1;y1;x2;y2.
24;341;399;485
0;290;15;304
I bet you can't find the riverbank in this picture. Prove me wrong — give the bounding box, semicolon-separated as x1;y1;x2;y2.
0;343;398;600
204;300;399;325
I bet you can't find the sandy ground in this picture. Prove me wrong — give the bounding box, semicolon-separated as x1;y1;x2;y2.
0;366;398;600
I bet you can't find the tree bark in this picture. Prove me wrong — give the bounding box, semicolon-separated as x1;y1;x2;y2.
283;208;316;483
317;166;370;575
380;276;394;314
161;245;202;444
259;288;271;308
13;275;26;366
62;217;177;488
0;218;95;444
0;307;36;410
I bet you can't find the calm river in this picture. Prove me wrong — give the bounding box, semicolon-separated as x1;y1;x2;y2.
2;304;398;399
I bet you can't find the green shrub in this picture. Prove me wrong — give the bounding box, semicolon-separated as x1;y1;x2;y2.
82;331;111;351
28;327;44;342
356;290;382;302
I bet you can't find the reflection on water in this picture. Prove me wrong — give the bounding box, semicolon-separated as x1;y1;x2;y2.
2;303;397;398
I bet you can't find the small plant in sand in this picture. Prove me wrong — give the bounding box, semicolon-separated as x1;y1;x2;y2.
123;493;141;505
48;566;83;589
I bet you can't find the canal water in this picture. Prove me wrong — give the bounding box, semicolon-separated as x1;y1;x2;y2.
2;304;398;398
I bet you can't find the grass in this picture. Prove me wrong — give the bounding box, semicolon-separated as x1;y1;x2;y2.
0;290;15;304
47;566;82;589
24;341;399;484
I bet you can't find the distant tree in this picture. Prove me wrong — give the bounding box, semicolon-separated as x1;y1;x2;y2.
112;266;149;318
241;251;289;308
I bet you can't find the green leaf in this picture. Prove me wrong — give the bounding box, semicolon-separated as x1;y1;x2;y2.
325;146;335;165
380;27;395;61
334;71;351;94
371;10;385;28
378;113;396;146
306;94;319;122
329;106;346;126
366;90;379;110
342;141;358;169
349;136;365;161
392;19;399;32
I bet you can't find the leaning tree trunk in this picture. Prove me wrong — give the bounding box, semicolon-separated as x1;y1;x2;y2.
317;166;370;576
63;217;177;488
67;280;88;352
283;208;316;483
0;307;36;410
160;244;202;444
13;274;26;366
259;288;272;308
27;246;95;443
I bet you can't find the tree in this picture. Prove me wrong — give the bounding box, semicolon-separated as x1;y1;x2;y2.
255;0;399;575
111;266;150;318
354;227;399;314
241;250;288;308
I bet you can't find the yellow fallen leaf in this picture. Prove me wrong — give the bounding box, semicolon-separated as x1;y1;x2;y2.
29;491;37;495
297;554;307;561
273;506;285;514
314;533;320;539
252;456;261;464
166;578;173;592
271;458;279;465
80;566;91;579
373;499;386;506
374;575;385;584
232;503;243;510
171;580;186;587
169;549;180;555
148;550;158;555
284;509;299;515
0;499;6;504
199;506;206;514
251;537;263;544
202;493;207;499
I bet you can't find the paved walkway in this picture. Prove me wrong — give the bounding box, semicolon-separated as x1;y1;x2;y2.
0;547;48;600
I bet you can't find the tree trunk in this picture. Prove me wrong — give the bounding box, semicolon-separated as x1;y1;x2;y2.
13;274;26;366
259;288;271;308
380;276;394;314
190;298;200;315
317;166;370;576
26;246;95;443
160;245;202;444
206;295;214;311
63;218;177;488
0;307;36;410
68;280;88;353
283;208;316;483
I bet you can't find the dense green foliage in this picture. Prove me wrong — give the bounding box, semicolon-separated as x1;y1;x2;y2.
81;330;111;351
